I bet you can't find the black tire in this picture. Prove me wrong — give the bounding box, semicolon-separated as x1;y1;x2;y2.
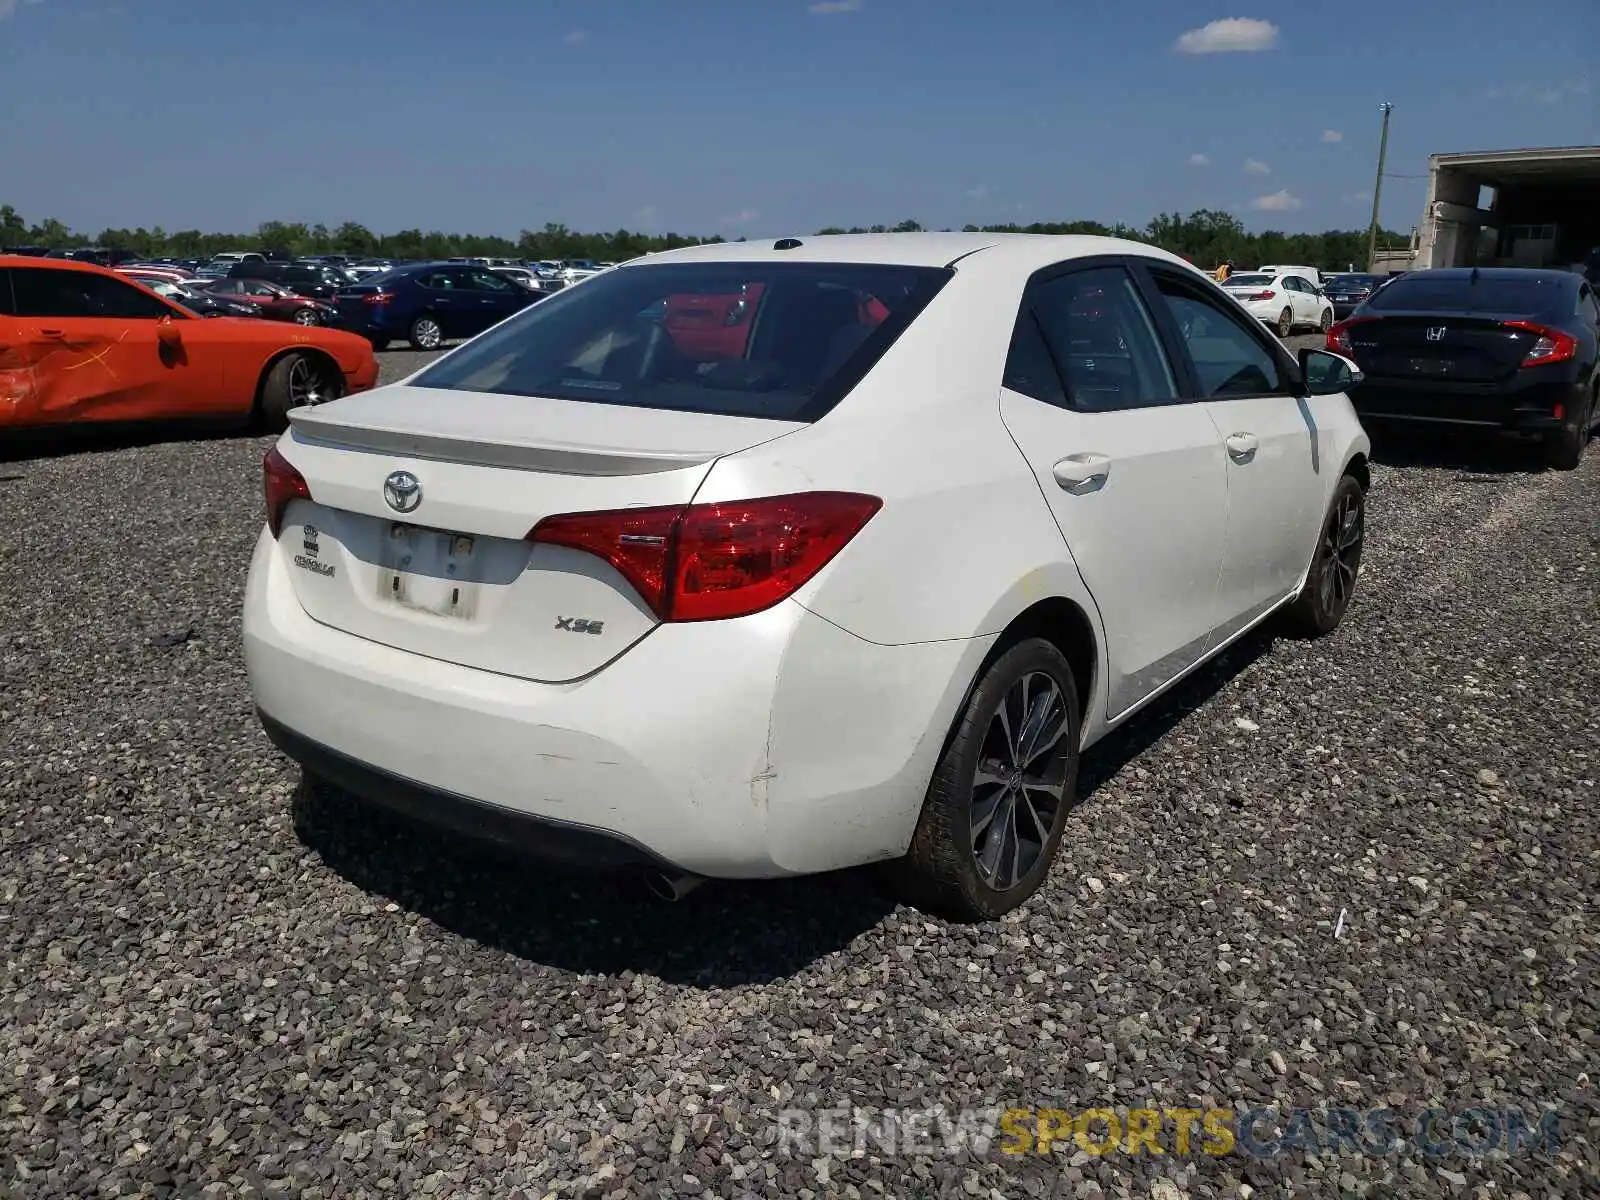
408;314;444;351
257;352;342;431
292;307;320;326
1542;388;1593;471
1283;473;1365;637
884;638;1081;921
1319;308;1333;333
1277;308;1294;338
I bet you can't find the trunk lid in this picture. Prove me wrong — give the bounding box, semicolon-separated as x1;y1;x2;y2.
274;386;803;682
1344;311;1539;384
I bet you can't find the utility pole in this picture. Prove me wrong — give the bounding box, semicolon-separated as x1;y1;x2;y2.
1366;102;1394;271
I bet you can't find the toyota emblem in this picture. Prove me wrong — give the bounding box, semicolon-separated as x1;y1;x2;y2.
383;470;422;513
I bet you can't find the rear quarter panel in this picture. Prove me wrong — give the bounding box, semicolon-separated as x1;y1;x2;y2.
693;257;1113;722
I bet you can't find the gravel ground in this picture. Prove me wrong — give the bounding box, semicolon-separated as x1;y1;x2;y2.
1;342;1596;1198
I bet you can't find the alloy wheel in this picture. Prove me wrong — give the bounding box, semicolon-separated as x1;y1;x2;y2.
969;671;1072;892
286;356;326;409
414;318;442;349
293;308;319;326
1317;488;1364;616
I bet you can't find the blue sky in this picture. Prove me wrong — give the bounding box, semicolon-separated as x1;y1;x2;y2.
0;0;1594;240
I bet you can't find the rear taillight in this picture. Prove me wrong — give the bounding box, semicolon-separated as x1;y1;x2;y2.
362;292;391;305
263;446;311;537
1326;316;1374;355
1502;320;1577;368
1247;289;1277;301
528;492;882;622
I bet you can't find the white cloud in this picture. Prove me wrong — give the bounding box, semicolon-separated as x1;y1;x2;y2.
562;28;587;46
965;184;991;199
1250;189;1303;213
1243;158;1271;176
1321;129;1344;143
808;0;861;12
720;208;759;225
1173;18;1279;54
1188;153;1211;166
634;206;659;226
0;0;44;19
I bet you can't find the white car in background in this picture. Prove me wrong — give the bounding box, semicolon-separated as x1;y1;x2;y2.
1258;264;1324;288
1221;269;1334;337
244;233;1371;920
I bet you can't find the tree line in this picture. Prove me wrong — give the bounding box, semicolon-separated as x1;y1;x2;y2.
1;204;1410;272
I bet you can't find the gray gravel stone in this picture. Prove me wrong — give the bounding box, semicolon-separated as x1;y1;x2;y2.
1;350;1596;1197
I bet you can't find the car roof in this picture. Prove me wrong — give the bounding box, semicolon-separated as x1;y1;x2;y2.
0;253;122;275
634;232;1196;273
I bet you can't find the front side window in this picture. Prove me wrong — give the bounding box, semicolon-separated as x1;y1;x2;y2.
1026;266;1179;411
1153;274;1288;397
411;260;950;422
11;268;176;319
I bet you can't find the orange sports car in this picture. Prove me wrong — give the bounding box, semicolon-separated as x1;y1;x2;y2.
0;255;379;431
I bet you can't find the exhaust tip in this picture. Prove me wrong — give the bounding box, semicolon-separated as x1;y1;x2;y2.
643;871;703;902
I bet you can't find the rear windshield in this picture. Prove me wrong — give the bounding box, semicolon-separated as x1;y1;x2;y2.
1224;274;1274;287
1327;275;1382;289
1366;274;1566;315
409;260;952;422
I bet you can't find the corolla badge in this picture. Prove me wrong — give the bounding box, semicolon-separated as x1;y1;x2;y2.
383;470;422;513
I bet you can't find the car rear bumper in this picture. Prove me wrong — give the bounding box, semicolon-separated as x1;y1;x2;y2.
242;528;985;878
1348;378;1584;433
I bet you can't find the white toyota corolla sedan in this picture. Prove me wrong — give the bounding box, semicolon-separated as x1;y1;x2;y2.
243;233;1371;920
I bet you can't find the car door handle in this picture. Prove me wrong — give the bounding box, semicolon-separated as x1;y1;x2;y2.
1225;432;1259;460
1052;453;1112;493
37;328;66;339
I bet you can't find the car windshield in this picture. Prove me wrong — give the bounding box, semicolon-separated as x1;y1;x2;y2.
1365;274;1566;316
1224;273;1274;287
409;260;951;422
1328;275;1381;289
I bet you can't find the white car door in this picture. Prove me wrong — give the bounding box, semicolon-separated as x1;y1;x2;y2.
1139;264;1324;643
1284;275;1315;327
997;261;1230;719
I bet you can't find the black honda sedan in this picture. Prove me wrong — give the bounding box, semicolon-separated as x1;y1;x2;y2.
1328;267;1599;469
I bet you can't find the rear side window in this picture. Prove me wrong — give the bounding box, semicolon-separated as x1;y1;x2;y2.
410;261;951;422
0;271;14;316
1368;274;1567;316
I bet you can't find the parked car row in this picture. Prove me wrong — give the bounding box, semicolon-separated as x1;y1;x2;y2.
0;253;378;430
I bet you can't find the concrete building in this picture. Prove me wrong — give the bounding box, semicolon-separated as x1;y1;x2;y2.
1411;145;1600;272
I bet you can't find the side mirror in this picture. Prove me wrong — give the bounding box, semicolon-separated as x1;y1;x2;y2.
157;317;182;346
1299;347;1362;395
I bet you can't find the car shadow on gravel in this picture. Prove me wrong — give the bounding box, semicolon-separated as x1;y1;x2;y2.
1076;624;1277;800
0;422;259;463
1366;427;1546;475
290;778;896;986
291;627;1283;984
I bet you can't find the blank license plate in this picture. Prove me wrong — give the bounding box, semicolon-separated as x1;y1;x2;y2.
379;524;481;619
1406;356;1454;375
